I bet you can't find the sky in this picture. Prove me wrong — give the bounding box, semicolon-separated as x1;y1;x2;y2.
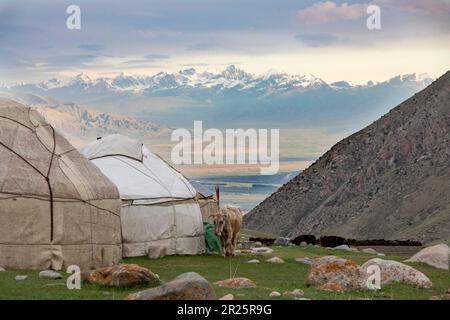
0;0;449;84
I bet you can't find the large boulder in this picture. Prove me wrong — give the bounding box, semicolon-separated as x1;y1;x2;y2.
361;258;433;288
215;277;256;289
405;244;450;270
85;264;160;287
305;256;366;292
127;272;215;300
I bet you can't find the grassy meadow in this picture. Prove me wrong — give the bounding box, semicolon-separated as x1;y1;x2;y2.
0;229;448;300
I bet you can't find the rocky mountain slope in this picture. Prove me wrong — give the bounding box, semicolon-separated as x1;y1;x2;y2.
244;71;450;244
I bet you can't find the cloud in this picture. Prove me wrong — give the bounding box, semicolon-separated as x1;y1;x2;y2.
297;1;369;25
187;43;216;51
144;54;170;60
77;44;105;52
295;33;340;47
376;0;450;15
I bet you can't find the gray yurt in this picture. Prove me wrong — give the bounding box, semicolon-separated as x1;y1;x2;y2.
0;98;122;270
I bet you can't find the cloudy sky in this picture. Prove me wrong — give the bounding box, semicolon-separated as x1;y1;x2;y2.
1;0;449;83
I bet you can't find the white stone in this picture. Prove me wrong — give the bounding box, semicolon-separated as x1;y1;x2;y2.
39;270;62;279
247;259;260;264
251;247;274;254
15;275;28;281
362;248;378;254
333;244;351;251
269;291;281;297
405;244;450;270
266;257;284;264
290;289;305;297
295;257;313;265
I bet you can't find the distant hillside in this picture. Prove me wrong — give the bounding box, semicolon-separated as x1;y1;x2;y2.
0;92;171;146
244;71;450;244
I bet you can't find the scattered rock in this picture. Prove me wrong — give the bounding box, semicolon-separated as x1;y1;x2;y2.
284;289;305;297
362;258;433;288
252;241;263;248
236;249;253;254
333;244;352;251
405;244;450;270
305;256;366;292
15;275;28;281
219;294;234;300
0;267;5;272
127;272;215;300
39;270;62;280
295;257;313;265
300;242;308;247
377;253;386;257
349;247;359;252
266;257;285;264
85;264;160;287
269;291;281;297
215;277;256;289
362;248;378;255
251;247;274;254
247;259;260;264
239;241;252;250
429;296;441;300
274;237;291;246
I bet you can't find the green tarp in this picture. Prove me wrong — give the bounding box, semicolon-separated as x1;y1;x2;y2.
203;223;221;254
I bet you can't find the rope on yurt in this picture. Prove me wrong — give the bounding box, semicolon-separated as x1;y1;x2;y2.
46;126;57;242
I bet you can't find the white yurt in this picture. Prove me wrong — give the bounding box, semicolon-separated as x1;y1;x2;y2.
0;99;122;270
81;134;205;258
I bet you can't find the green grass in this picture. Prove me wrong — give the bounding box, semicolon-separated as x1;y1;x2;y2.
0;230;449;300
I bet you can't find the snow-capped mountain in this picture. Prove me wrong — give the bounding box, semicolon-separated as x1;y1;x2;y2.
0;66;435;130
0;65;433;97
0;66;332;95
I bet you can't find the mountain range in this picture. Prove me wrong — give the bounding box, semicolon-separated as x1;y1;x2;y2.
244;71;450;244
0;66;434;132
